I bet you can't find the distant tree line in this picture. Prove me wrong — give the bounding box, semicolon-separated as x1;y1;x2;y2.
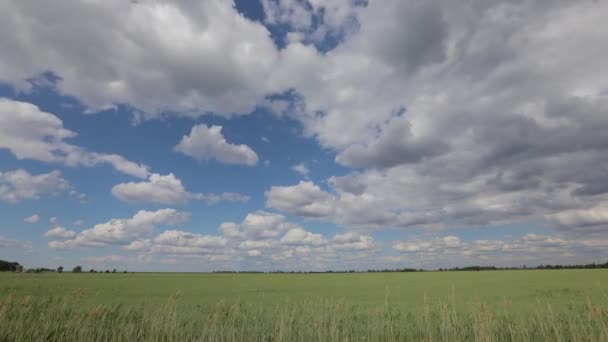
3;258;608;274
368;268;422;273
219;262;608;273
0;260;128;273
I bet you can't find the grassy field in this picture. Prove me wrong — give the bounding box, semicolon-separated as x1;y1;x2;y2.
1;270;608;341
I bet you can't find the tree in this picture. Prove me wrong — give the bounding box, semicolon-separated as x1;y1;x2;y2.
16;265;23;273
72;265;82;273
0;260;21;272
57;266;64;273
112;269;116;273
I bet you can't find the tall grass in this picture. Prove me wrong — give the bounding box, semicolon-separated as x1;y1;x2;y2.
1;291;607;341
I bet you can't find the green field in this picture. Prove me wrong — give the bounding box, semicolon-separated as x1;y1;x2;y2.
1;270;608;341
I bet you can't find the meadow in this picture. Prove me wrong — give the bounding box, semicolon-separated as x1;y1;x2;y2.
1;270;607;341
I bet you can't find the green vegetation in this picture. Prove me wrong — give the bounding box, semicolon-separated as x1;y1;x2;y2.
1;270;607;341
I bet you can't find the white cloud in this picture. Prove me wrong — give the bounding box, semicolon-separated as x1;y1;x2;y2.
219;222;245;240
548;205;608;234
49;217;58;224
24;214;40;223
49;208;189;249
154;230;227;249
266;180;433;229
0;99;149;178
291;163;309;177
112;173;197;205
52;210;377;271
0;169;74;203
240;211;299;239
262;0;362;45
2;0;608;268
125;230;228;256
265;181;335;218
394;236;461;253
329;232;375;251
0;0;280;117
281;227;326;246
389;233;603;268
175;124;258;166
112;173;249;205
45;227;77;239
259;1;608;240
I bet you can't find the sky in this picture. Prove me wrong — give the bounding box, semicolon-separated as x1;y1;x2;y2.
1;0;608;272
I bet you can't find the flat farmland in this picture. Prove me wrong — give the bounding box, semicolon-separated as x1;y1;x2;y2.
1;270;607;341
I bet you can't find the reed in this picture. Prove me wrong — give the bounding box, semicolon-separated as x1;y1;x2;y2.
1;291;607;342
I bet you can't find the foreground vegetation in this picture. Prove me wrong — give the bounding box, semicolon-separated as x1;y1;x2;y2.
1;270;607;341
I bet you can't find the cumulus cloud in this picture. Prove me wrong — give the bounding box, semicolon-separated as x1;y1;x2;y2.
335;115;450;168
281;227;326;246
0;169;76;203
394;236;461;253
548;205;608;235
261;0;363;46
24;214;40;223
112;173;249;205
238;211;300;239
265;180;441;229
330;232;375;251
389;232;608;269
259;1;608;240
0;0;279;116
0;99;149;178
265;181;335;218
2;0;608;267
175;124;258;166
48;208;189;249
122;210;376;270
112;173;198;205
44;227;77;239
125;230;228;255
291;163;309;177
154;230;227;249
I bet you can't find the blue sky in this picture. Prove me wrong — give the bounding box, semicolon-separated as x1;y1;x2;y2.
1;0;608;271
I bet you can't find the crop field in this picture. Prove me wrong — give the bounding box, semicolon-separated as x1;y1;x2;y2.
1;270;608;341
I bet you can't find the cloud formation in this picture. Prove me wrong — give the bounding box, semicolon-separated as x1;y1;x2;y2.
24;214;40;223
2;0;608;268
112;173;249;205
175;125;258;166
112;173;201;205
0;99;149;178
291;163;309;177
0;169;76;203
45;227;77;239
391;233;608;269
0;0;279;117
48;208;190;249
